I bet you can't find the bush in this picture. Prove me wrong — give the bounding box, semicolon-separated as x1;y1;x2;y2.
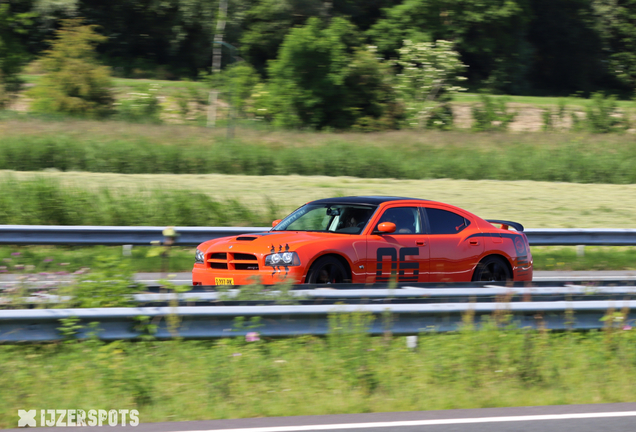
114;84;162;123
571;92;629;133
471;95;517;131
206;63;262;119
541;100;567;132
28;18;115;118
394;39;467;129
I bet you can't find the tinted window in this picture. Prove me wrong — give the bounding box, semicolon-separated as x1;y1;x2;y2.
426;208;470;234
274;203;376;234
376;207;422;234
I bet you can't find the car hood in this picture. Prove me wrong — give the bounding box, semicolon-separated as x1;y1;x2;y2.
199;231;356;254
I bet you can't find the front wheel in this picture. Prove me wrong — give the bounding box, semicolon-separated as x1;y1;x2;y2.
472;256;512;282
306;256;349;284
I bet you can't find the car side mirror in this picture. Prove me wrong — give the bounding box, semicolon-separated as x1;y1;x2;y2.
376;222;396;234
272;219;282;227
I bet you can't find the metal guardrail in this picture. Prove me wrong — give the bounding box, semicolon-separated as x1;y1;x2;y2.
2;293;636;341
526;228;636;246
0;225;636;246
7;285;636;306
0;225;264;246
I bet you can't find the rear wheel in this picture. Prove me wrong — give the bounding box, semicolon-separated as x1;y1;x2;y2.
472;256;512;282
306;256;349;284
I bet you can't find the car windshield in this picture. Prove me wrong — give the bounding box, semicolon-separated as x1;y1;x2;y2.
272;204;377;234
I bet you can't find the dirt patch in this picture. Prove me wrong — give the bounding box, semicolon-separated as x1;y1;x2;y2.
452;103;580;132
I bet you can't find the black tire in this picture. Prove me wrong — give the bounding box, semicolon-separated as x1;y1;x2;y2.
306;256;349;284
472;256;512;282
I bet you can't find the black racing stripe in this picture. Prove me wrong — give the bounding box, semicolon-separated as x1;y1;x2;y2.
466;232;522;241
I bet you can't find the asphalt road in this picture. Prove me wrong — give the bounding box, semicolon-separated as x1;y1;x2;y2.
6;403;636;431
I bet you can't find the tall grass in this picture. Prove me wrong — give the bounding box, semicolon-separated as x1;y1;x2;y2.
0;245;635;279
2;123;636;183
1;317;636;427
0;176;277;226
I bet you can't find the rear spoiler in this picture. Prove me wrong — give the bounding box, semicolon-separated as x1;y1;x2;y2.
486;219;524;232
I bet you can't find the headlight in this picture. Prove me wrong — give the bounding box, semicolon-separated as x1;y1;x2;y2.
265;251;300;266
195;249;205;263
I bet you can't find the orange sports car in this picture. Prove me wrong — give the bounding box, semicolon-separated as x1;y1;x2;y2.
192;196;533;286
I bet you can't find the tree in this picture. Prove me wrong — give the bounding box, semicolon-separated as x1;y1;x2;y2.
28;18;114;117
239;0;326;76
527;0;605;94
343;48;405;131
368;0;533;94
240;0;399;78
394;39;467;129
206;62;262;118
0;1;33;104
77;0;244;78
263;17;401;130
592;0;636;91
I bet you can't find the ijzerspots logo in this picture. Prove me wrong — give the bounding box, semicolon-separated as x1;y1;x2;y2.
18;409;139;428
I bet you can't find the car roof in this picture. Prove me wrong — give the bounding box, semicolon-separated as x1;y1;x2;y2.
309;196;431;206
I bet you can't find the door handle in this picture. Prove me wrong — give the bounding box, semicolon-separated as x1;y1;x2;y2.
470;240;480;246
416;241;426;246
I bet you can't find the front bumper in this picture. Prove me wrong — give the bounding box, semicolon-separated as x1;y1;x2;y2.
192;263;306;286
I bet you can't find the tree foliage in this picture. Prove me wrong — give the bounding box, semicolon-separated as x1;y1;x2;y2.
28;18;114;117
4;0;636;125
77;0;246;78
263;17;401;130
239;0;327;76
394;39;466;129
0;2;34;102
527;0;605;94
206;62;262;117
368;0;533;93
592;0;636;90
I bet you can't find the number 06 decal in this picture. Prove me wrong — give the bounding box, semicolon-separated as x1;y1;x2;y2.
376;247;419;282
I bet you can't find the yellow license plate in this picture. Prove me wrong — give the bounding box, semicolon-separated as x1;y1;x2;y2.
215;278;234;285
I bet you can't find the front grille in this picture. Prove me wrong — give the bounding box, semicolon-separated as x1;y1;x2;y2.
208;253;228;269
207;252;259;271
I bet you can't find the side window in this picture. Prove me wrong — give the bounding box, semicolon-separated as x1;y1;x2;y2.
376;207;422;234
426;208;470;234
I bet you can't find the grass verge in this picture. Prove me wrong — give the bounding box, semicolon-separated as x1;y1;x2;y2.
1;316;636;428
0;176;278;226
2;173;636;229
1;246;636;276
2;117;636;183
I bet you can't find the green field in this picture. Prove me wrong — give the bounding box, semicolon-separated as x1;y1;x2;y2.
1;245;635;276
2;171;635;228
2;116;636;183
1;319;636;428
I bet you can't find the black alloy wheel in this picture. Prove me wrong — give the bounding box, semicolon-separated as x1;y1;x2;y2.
472;256;512;282
306;256;348;284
